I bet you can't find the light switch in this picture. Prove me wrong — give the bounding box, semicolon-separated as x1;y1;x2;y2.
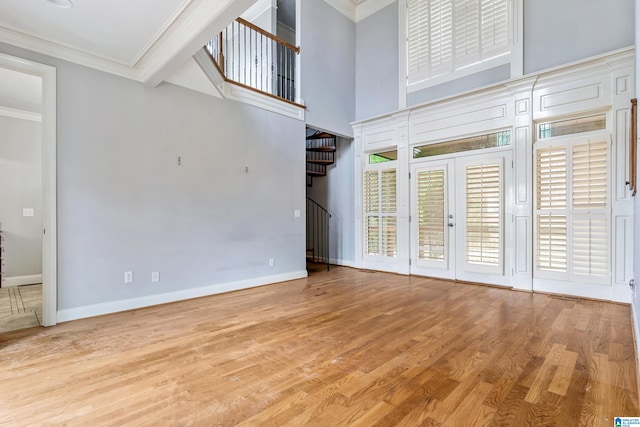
22;208;34;217
294;209;301;218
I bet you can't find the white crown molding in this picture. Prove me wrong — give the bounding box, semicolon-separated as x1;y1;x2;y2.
0;105;42;122
130;0;194;66
0;26;138;80
324;0;356;22
355;0;396;22
324;0;394;22
138;0;256;87
0;0;255;87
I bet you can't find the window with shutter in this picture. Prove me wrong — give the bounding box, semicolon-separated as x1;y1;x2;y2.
465;162;502;268
416;169;446;261
363;165;398;258
406;0;512;88
534;136;610;285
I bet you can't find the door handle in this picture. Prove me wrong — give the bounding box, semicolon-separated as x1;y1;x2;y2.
448;222;454;227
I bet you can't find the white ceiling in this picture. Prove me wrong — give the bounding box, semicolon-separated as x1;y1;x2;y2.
0;0;389;89
0;0;256;85
0;0;190;66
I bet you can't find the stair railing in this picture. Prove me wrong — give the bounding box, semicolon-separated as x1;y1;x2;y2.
206;18;300;103
306;197;331;271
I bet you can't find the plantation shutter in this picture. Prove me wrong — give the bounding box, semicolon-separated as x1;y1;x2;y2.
465;162;502;269
571;140;608;278
363;168;397;258
417;169;446;262
534;138;610;284
453;0;480;68
381;169;398;257
364;170;380;255
535;145;567;273
407;0;431;84
407;0;511;86
480;0;510;59
429;0;454;77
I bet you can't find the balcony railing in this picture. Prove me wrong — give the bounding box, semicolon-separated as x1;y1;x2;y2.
206;18;300;104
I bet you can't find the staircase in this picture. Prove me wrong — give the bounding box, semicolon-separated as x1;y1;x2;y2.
306;197;331;270
306;131;336;187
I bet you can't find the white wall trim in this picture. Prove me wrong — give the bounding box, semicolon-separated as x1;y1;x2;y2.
0;0;257;87
224;82;306;121
0;52;57;327
324;0;396;22
192;47;304;119
57;270;308;323
0;26;137;81
1;274;43;287
241;0;275;23
356;0;396;22
0;105;41;122
330;258;359;269
323;0;356;21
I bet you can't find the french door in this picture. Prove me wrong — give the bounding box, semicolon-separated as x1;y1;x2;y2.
410;151;512;286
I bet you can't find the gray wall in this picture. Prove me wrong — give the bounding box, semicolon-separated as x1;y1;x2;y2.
355;0;635;118
299;0;355;137
0;116;42;278
356;2;399;119
306;136;355;263
525;0;634;74
0;42;306;311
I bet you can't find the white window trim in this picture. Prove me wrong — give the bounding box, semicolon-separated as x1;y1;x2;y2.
533;131;612;286
363;158;399;261
398;0;524;104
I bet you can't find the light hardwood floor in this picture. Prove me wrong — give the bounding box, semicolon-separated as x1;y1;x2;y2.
0;265;637;426
0;284;42;333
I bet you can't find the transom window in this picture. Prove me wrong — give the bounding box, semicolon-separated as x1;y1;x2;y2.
413;130;510;159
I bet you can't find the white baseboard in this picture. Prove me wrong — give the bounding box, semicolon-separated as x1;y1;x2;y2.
1;274;43;287
330;258;359;269
56;270;308;323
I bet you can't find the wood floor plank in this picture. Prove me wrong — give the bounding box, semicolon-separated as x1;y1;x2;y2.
0;265;637;426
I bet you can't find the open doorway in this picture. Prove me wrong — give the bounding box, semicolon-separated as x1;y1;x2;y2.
0;53;57;330
0;66;42;331
305;126;356;272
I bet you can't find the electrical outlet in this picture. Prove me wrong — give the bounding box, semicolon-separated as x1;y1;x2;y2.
124;271;134;284
269;258;275;267
151;271;160;283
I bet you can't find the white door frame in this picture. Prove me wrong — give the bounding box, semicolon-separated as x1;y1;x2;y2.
410;149;513;287
0;52;57;326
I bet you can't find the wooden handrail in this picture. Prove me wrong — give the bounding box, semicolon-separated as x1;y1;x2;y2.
235;17;300;54
205;18;301;104
631;98;637;196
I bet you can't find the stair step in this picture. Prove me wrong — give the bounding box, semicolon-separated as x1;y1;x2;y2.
307;159;334;165
306;146;336;153
306;132;335;140
307;170;325;177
